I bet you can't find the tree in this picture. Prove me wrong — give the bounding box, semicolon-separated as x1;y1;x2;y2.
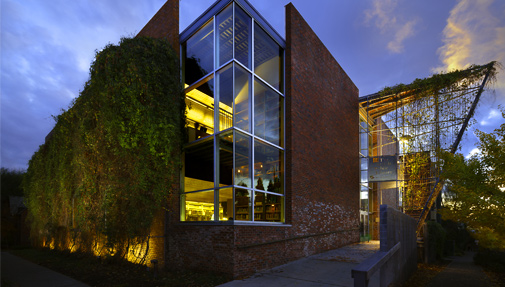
440;107;505;250
1;168;25;199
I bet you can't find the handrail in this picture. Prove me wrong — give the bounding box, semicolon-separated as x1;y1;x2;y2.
351;242;401;287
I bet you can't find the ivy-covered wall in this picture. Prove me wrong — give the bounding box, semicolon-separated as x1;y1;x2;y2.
23;36;184;262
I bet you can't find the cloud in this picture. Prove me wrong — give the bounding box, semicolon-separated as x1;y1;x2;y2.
466;147;480;159
480;109;502;126
0;0;166;170
387;20;416;53
364;0;417;53
436;0;505;79
435;0;505;154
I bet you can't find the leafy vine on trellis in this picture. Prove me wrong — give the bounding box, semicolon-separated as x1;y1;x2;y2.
374;61;499;212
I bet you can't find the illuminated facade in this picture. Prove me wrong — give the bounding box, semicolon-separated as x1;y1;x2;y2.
180;1;285;223
138;0;359;278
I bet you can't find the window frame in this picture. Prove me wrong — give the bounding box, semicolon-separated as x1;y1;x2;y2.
180;0;286;225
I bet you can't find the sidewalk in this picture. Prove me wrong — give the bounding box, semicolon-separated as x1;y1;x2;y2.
218;241;380;287
427;252;493;287
1;251;90;287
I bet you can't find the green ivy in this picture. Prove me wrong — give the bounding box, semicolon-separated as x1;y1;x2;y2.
23;36;184;261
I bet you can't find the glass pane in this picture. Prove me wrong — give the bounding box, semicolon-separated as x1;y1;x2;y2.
254;192;283;222
360;191;369;211
360;158;368;170
360;132;368;150
218;131;233;187
235;132;251;187
183;20;214;86
254;140;283;194
234;64;251;131
185;139;214;192
234;5;251;69
360;119;368;130
217;4;232;67
361;170;368;183
235;188;251;221
218;188;233;221
186;77;215;142
254;79;283;146
254;23;282;92
217;64;233;131
182;190;214;221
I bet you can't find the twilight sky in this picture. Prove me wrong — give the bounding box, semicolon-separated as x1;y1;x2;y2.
1;0;504;170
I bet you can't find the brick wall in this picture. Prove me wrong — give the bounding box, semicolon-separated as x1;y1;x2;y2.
285;1;360;247
137;0;180;56
140;1;361;279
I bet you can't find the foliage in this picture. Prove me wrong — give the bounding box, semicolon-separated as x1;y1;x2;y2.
474;249;505;274
439;107;505;250
1;168;25;199
427;220;446;260
22;36;184;261
379;61;499;101
441;219;473;254
371;62;499;227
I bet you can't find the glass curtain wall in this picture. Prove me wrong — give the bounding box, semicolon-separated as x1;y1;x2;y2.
181;1;285;223
359;114;372;241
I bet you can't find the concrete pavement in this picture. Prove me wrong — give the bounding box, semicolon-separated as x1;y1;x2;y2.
1;251;90;287
218;241;380;287
1;242;380;287
427;252;494;287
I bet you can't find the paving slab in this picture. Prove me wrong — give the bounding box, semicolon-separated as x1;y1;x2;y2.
219;241;380;287
1;251;90;287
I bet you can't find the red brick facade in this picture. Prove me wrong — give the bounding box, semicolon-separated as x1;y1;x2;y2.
137;0;179;56
141;1;360;279
285;0;360;259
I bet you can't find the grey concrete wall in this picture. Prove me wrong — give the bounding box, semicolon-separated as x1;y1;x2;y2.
379;204;417;286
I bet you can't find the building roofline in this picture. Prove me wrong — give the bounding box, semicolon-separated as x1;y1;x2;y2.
180;0;285;48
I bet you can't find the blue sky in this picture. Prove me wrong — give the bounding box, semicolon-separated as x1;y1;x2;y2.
1;0;504;170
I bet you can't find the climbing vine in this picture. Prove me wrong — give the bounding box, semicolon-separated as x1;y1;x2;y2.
23;36;184;262
363;61;499;216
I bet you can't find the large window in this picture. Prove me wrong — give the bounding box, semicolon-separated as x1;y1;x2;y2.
181;1;285;223
359;114;372;241
183;20;214;87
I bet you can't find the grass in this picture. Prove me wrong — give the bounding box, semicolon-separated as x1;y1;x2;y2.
8;247;231;287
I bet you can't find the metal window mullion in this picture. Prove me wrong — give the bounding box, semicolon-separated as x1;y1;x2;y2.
253;134;284;151
232;2;235;61
213;13;219;222
232;129;236;220
214;14;217;71
254;69;284;97
214;133;218;221
251;18;255;77
233;59;253;75
250;14;255;220
251;129;255;221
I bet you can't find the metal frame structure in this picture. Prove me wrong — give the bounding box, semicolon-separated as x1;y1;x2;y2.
358;62;495;235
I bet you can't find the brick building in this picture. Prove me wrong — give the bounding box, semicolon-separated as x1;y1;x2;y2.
138;0;359;278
